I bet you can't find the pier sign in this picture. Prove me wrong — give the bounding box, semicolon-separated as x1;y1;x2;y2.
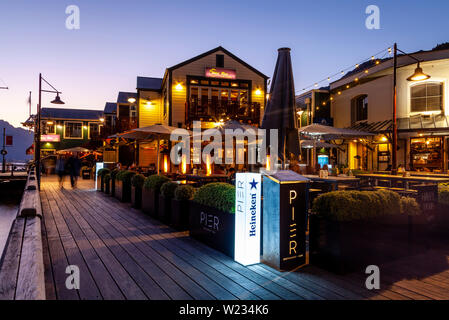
234;172;261;266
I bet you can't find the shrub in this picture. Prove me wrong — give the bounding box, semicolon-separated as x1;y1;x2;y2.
97;168;110;178
117;170;136;185
131;174;145;188
439;184;449;206
175;185;196;201
104;173;111;184
312;189;402;221
143;174;170;192
110;168;119;180
115;170;126;181
193;182;235;213
161;181;178;199
400;196;421;216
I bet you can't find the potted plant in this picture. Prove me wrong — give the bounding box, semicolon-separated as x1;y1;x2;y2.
96;168;110;192
81;166;91;179
142;175;170;217
110;169;119;197
189;182;236;258
310;189;421;274
172;185;195;231
131;174;145;209
158;181;178;223
115;170;135;202
104;173;111;194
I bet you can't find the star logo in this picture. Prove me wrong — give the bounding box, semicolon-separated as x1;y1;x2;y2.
249;178;258;190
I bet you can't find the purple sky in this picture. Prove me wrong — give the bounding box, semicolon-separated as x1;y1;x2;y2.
1;0;448;127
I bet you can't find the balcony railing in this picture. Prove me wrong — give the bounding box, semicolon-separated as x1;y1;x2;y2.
187;99;260;124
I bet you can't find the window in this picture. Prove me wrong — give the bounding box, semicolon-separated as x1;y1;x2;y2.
43;121;55;134
411;82;443;113
216;54;224;68
64;122;82;138
89;123;100;139
351;95;368;123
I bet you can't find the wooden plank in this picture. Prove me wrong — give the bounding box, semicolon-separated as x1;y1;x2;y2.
65;187;222;300
52;185;170;300
0;218;25;299
40;213;56;300
40;193;79;300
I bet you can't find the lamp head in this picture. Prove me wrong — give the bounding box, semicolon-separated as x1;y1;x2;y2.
407;63;431;82
51;93;65;104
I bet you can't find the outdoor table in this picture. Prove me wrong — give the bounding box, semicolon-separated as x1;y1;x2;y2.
302;175;360;191
355;173;449;190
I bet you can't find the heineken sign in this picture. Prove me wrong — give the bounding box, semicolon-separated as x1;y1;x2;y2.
234;173;261;266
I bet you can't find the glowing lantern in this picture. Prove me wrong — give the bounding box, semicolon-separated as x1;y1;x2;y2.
206;154;212;176
181;154;187;174
163;155;169;173
266;155;271;170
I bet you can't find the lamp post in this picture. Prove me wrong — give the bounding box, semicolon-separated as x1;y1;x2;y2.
36;73;65;187
391;43;430;175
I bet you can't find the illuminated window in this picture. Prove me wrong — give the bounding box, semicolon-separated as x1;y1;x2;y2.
64;122;82;138
411;82;443;113
351;95;368;123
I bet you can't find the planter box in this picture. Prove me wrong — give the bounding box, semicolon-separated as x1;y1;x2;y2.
111;178;115;197
189;202;235;258
96;175;103;191
158;195;172;223
116;180;131;202
171;199;190;231
105;180;111;194
309;214;425;274
115;180;123;201
142;188;159;217
131;186;142;209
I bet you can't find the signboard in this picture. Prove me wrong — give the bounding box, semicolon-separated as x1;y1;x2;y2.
262;171;309;270
5;135;13;146
205;67;236;79
41;134;60;142
235;173;261;266
95;162;104;189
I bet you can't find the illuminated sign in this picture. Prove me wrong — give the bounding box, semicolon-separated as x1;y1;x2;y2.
95;162;104;189
41;134;60;142
205;67;236;79
235;173;261;266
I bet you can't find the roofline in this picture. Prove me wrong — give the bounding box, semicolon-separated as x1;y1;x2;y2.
167;46;269;80
296;88;329;98
330;47;449;89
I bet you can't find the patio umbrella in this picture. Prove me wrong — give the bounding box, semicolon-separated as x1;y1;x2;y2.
261;47;299;168
134;124;190;174
300;140;339;149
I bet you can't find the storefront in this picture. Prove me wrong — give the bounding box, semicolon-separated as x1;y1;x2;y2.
410;135;446;171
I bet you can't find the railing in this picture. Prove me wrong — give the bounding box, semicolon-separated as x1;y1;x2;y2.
187;99;260;124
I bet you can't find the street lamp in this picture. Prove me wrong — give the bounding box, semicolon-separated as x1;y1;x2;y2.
391;43;430;175
36;73;65;187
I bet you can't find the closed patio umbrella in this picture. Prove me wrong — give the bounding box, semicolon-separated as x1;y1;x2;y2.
58;147;92;153
261;48;299;168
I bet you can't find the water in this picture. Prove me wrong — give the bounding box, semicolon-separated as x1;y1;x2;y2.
0;180;25;258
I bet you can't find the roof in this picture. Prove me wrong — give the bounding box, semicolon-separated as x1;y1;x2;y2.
40;108;103;120
137;77;163;90
104;102;117;114
117;92;137;104
347;114;449;133
167;46;269;80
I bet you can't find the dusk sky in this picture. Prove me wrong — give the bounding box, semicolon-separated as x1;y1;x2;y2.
1;0;448;127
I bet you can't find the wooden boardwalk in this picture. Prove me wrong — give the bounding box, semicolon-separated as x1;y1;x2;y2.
40;177;449;300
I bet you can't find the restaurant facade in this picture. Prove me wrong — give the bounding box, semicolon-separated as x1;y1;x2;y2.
329;47;449;172
130;46;268;168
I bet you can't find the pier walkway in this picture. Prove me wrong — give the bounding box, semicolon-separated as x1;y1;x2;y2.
40;177;449;300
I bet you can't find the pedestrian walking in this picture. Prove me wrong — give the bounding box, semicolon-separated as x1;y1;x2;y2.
56;154;66;188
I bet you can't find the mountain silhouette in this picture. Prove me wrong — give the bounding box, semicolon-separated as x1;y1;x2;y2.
0;120;34;163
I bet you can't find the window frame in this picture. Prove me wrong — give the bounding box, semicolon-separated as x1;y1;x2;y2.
409;80;445;115
63;121;84;139
87;122;102;139
351;94;368;124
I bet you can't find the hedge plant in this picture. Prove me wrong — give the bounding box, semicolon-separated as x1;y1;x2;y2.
117;170;136;185
110;168;119;181
312;189;420;221
97;168;110;178
193;182;235;213
104;173;111;184
175;185;196;201
161;181;179;199
131;174;145;188
143;174;170;192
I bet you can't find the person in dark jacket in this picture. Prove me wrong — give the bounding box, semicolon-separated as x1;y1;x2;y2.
67;153;81;188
